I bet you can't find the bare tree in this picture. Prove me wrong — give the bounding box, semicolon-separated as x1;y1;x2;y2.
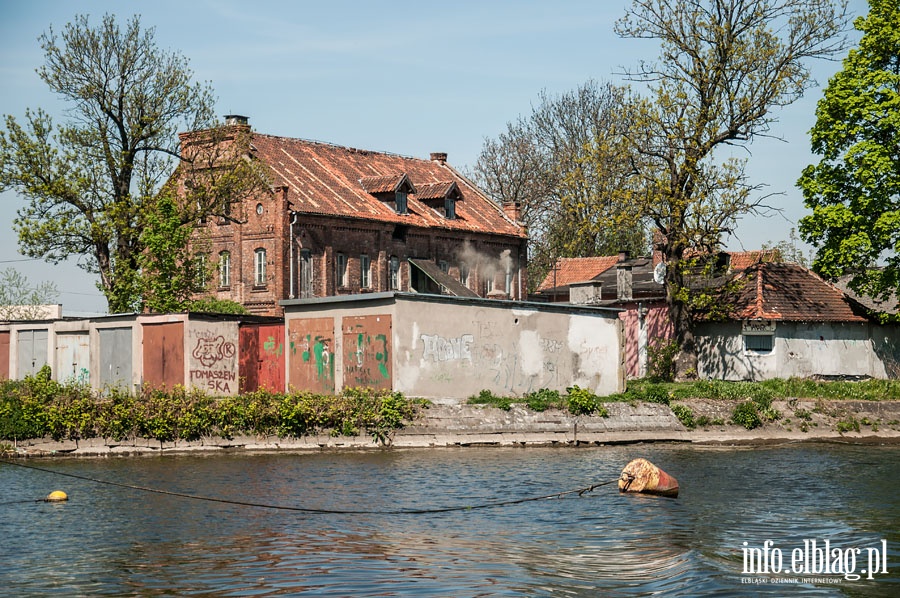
471;81;648;291
0;268;59;321
614;0;849;378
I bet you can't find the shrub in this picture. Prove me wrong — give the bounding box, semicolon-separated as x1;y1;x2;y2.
732;400;762;430
672;404;696;429
647;338;679;382
566;385;607;417
523;388;562;412
468;389;512;411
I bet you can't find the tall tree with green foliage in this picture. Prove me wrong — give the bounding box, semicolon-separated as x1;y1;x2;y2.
613;0;848;378
0;14;267;314
138;193;209;313
799;0;900;311
471;81;648;291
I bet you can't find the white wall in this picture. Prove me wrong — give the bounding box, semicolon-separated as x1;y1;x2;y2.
697;321;897;380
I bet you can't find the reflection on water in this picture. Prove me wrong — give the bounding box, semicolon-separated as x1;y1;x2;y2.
2;444;898;596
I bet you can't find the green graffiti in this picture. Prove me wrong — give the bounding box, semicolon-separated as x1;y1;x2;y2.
302;334;311;362
313;337;333;380
263;336;283;357
376;334;389;379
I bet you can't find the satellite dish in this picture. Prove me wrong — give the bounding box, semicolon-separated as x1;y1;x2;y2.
653;262;666;285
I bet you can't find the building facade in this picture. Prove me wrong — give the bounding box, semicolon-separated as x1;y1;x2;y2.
183;117;528;315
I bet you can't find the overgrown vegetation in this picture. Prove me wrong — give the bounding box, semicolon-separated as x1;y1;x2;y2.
608;377;900;403
0;366;422;446
467;386;607;417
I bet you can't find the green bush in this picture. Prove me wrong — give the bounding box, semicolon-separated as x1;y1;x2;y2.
0;381;418;446
732;400;762;430
566;385;607;417
671;403;696;429
647;338;679;382
468;389;512;411
523;388;562;412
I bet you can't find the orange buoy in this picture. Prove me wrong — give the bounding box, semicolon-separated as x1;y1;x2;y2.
619;458;679;498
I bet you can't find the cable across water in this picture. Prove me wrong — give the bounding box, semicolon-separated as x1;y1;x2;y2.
0;458;621;514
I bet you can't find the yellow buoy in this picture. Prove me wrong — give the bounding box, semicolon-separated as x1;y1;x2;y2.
45;490;68;502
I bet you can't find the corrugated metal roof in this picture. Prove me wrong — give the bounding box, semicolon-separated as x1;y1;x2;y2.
249;133;524;237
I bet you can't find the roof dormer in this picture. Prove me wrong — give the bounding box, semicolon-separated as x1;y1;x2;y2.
360;173;416;215
415;181;461;219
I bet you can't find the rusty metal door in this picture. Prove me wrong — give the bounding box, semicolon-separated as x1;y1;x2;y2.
288;317;334;394
142;322;185;390
342;315;392;390
239;324;286;393
17;329;48;378
56;332;90;385
257;324;285;392
238;326;260;393
99;327;133;389
0;331;9;380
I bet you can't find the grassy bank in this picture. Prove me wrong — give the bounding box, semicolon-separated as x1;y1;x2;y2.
0;366;423;446
466;378;900;432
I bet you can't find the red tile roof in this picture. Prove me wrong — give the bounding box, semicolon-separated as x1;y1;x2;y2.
730;263;870;322
729;250;777;271
415;181;459;200
536;256;621;291
248;133;524;237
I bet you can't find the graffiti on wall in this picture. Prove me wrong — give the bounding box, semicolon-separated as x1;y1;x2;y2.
343;316;391;390
189;330;238;394
417;317;577;395
420;334;474;362
300;335;332;380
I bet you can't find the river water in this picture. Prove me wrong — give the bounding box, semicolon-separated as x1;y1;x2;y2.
2;443;898;596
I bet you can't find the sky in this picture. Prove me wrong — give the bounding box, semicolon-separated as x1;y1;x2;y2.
0;0;870;315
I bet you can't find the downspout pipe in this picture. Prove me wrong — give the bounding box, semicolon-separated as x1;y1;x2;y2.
289;211;298;299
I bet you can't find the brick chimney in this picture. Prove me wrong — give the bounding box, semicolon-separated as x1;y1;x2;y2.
503;200;522;224
617;264;633;301
225;114;249;126
430;152;448;164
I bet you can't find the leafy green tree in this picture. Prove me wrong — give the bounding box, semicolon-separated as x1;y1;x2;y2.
799;0;900;309
613;0;848;378
471;81;648;291
138;193;210;313
0;268;59;320
187;297;249;315
0;14;267;313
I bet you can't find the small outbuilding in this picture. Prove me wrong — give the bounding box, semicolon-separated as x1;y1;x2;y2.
281;292;625;400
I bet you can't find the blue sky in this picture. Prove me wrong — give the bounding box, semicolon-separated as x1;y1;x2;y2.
0;0;870;315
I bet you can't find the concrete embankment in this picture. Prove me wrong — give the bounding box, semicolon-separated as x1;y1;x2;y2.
7;399;900;457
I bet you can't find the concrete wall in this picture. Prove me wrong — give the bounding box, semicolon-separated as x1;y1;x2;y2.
282;292;624;399
185;319;240;396
696;321;900;380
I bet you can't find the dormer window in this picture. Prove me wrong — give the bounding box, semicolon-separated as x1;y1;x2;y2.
444;196;456;219
415;181;460;220
395;190;408;215
360;173;416;215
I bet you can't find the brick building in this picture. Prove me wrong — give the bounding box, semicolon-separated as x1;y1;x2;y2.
182;116;528;315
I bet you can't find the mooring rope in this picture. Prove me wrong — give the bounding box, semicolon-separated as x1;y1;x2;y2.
0;458;620;515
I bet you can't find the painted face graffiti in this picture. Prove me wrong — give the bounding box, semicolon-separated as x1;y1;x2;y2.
192;336;235;367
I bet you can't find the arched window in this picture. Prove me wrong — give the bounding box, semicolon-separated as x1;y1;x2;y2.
219;251;231;288
254;248;267;286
